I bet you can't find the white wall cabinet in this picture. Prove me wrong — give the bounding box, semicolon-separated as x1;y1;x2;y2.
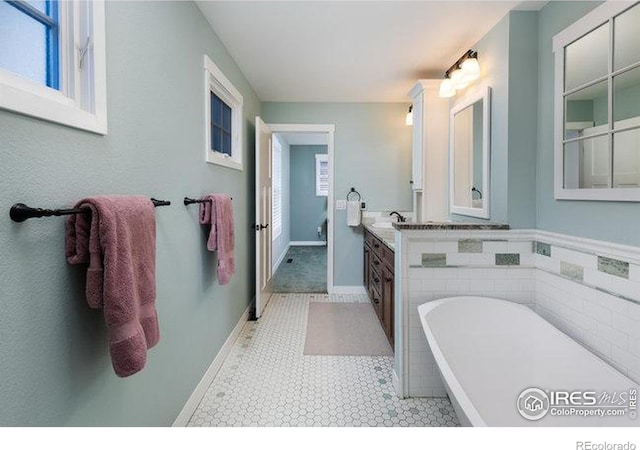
408;80;450;222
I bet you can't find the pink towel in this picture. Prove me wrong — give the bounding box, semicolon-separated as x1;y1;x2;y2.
65;195;159;377
199;194;235;285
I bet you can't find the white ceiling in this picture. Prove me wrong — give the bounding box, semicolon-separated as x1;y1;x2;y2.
196;1;547;103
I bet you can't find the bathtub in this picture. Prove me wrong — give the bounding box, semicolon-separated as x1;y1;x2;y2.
417;296;638;427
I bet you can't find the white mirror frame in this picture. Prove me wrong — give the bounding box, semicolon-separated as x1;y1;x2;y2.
553;1;640;202
449;85;491;219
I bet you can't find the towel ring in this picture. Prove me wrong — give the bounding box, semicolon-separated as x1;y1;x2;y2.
346;187;361;202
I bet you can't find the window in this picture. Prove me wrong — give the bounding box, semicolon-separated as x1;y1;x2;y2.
272;137;282;240
553;1;640;201
0;0;107;134
204;54;243;170
315;153;328;196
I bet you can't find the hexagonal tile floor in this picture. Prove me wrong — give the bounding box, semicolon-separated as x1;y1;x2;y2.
187;293;459;427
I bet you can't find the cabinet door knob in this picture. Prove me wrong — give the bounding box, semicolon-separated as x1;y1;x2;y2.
374;277;380;283
374;244;380;248
385;277;393;282
373;260;380;265
373;298;379;304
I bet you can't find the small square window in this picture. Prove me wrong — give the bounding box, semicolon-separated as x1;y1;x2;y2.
204;55;243;170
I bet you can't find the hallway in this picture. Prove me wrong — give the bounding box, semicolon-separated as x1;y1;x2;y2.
272;246;327;293
187;293;458;427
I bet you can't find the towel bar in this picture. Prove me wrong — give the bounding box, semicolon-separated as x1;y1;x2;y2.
9;198;171;223
184;196;232;206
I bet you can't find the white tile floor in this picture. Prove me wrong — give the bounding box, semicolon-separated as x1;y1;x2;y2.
187;293;459;427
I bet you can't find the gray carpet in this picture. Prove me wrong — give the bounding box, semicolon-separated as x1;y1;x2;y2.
304;302;393;356
272;245;327;293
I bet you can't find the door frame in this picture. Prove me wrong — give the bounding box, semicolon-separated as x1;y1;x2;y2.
267;123;336;293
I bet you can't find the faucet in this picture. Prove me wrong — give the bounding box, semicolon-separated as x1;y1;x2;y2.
389;211;406;223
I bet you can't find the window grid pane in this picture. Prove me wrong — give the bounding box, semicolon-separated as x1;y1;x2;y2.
210;91;233;156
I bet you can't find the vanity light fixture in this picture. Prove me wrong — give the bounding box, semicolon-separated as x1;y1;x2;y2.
405;104;413;126
438;49;480;98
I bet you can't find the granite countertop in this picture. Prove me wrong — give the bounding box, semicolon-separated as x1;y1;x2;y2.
363;223;395;251
392;221;510;231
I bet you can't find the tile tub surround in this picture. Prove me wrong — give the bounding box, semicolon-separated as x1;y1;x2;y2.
394;228;640;399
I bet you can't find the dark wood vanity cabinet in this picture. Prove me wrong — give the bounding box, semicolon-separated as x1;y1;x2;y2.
363;229;394;348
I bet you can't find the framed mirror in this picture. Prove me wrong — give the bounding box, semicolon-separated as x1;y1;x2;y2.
449;86;491;219
553;1;640;201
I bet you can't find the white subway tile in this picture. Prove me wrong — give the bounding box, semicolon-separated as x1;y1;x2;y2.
630;264;640;283
630;338;640;358
433;241;458;253
470;279;495;291
483;241;509;253
456;268;486;279
571;311;597;333
446;253;470;266
595;323;628;350
431;268;459;280
508;241;534;254
561;247;599;270
612;347;640;377
421;278;447;292
610;279;640;303
468;254;496;266
409;242;435;254
519;253;536;267
612;312;640;341
595;290;629;315
583;300;612;325
447;279;470;292
582;332;613;359
584;268;613;291
536;254;560;272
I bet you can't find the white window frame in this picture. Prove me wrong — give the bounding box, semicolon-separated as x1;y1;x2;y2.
272;136;282;240
315;153;329;197
553;1;640;201
0;1;107;134
204;54;243;171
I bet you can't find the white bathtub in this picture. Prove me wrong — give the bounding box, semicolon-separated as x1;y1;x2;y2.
417;296;639;427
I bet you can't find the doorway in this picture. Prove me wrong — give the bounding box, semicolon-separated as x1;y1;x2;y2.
271;132;329;293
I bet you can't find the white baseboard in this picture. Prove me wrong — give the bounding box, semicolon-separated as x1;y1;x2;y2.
172;303;251;427
331;285;367;295
272;243;291;273
290;241;327;246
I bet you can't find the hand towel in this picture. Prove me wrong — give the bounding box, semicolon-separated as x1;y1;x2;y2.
65;195;159;377
346;200;361;227
199;194;235;285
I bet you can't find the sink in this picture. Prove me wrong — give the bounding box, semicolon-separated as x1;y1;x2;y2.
371;222;395;229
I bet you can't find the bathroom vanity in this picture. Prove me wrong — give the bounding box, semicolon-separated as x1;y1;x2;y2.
363;226;395;348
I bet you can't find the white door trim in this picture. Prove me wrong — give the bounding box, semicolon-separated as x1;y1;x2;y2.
267;123;336;293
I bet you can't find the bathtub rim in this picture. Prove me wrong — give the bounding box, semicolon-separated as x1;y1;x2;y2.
417;295;538;427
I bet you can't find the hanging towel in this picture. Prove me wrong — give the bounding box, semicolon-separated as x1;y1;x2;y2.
65;196;159;378
346;200;361;227
199;194;235;285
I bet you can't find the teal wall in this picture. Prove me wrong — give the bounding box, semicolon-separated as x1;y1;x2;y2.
506;11;539;229
272;135;290;267
536;1;640;247
0;1;259;425
262;103;412;286
290;145;328;242
450;13;511;224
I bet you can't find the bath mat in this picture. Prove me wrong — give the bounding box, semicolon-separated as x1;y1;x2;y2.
304;302;393;356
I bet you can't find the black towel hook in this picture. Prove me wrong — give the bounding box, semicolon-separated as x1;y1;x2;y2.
9;198;171;223
346;187;361;202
